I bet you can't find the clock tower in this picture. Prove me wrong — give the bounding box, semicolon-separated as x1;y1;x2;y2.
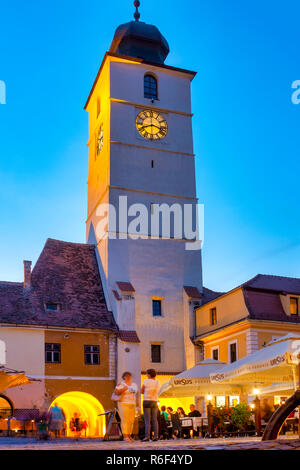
85;2;203;390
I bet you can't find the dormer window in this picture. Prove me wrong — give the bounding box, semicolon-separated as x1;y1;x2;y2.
45;303;60;312
290;297;298;316
144;74;158;100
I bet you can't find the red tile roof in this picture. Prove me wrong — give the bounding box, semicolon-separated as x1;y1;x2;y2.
202;287;224;303
116;282;135;293
183;286;202;299
0;239;117;330
201;274;300;324
243;288;300;323
118;330;140;343
244;274;300;294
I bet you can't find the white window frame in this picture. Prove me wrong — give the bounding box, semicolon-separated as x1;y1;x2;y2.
228;340;238;364
211;345;219;361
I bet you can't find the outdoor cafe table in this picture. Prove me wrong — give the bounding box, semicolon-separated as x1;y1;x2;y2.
180;417;208;434
166;417;208;437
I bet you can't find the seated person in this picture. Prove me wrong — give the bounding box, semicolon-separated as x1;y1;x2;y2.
188;404;201;437
177;407;186;418
188;404;201;417
167;407;182;439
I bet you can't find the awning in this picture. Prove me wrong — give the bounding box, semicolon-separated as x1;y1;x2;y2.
159;359;242;398
0;366;36;393
259;382;294;396
210;333;300;386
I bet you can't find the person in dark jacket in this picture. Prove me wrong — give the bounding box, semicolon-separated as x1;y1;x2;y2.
188;404;202;438
188;404;201;417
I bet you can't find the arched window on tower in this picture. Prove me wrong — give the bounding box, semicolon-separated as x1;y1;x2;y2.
144;74;158;100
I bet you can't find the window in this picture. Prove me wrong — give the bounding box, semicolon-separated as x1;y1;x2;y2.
151;344;161;363
45;343;61;363
216;396;225;407
229;396;240;407
212;347;219;361
152;299;162;317
45;303;59;311
84;345;100;365
144;74;158;100
229;342;237;363
96;97;101;118
290;297;298;316
210;308;217;326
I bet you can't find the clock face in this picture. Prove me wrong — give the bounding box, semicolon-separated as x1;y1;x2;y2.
136;110;168;141
97;125;103;154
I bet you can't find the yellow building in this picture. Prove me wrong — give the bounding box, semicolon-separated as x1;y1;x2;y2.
194;275;300;406
0;239;118;437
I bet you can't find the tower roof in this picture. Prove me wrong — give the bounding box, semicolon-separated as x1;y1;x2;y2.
109;3;169;64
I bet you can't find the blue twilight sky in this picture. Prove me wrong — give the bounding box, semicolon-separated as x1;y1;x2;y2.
0;0;300;292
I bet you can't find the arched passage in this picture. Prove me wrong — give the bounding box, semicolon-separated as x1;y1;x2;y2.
0;394;13;419
262;390;300;440
50;391;106;438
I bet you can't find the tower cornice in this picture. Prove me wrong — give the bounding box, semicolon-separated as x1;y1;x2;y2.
84;52;197;110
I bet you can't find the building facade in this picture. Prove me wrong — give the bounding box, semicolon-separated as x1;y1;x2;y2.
0;239;117;436
194;274;300;407
85;13;203;387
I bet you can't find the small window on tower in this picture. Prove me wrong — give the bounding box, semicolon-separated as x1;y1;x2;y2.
151;344;161;363
152;299;162;317
96;98;101;118
144;74;158;100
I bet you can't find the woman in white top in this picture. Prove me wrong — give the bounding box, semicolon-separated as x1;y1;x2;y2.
114;371;138;442
141;368;160;441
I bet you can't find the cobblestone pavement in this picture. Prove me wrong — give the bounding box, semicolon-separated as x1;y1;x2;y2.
0;435;299;450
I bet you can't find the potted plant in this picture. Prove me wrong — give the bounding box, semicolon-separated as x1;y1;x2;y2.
231;403;252;432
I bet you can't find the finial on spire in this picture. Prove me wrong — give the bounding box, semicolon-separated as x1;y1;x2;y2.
134;0;140;21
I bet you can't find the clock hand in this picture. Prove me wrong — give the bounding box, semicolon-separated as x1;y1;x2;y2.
139;124;160;131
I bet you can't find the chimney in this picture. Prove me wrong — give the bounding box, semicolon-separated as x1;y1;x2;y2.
23;260;32;289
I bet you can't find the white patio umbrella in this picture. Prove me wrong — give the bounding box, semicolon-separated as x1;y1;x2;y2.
159;358;242;398
0;366;35;393
210;334;300;388
259;382;294;396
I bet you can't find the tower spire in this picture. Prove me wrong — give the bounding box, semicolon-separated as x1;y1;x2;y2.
133;0;140;22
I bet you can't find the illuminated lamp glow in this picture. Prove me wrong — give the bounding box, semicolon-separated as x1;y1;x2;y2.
49;391;106;437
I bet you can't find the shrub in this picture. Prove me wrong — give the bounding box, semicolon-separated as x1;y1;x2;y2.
230;403;252;429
